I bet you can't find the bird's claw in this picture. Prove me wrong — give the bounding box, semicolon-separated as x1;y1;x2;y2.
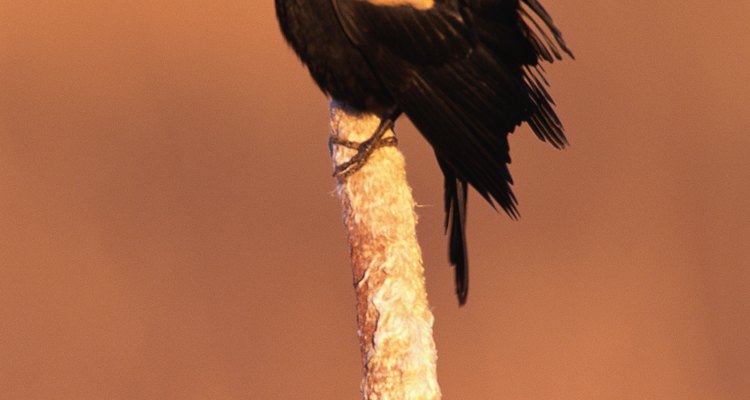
330;135;398;178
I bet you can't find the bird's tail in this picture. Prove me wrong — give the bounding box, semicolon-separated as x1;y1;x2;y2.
439;158;469;305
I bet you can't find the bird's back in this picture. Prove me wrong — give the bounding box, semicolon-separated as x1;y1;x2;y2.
275;0;395;114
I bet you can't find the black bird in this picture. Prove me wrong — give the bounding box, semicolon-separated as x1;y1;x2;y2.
275;0;572;305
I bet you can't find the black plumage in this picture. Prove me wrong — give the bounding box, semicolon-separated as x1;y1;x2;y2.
276;0;572;305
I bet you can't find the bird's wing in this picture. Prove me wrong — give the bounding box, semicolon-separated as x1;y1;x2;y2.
331;0;572;206
331;0;524;211
332;0;571;304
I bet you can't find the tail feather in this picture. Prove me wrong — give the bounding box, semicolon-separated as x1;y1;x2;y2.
439;160;469;305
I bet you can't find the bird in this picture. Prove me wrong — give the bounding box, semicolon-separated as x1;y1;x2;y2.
275;0;572;305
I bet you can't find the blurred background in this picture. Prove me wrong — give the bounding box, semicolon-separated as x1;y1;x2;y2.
1;1;748;398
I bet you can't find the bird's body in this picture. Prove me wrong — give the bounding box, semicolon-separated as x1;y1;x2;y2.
276;0;572;304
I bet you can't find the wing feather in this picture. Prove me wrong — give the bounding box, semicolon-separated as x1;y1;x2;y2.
330;0;571;303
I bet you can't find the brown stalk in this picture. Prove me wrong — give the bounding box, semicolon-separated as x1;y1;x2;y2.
329;102;441;400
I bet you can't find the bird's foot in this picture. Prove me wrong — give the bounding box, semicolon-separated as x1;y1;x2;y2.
330;111;401;178
330;134;398;178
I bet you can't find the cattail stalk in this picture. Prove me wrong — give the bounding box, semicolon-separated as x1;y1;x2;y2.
329;101;441;400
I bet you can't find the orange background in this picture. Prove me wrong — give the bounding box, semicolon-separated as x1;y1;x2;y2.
1;1;748;398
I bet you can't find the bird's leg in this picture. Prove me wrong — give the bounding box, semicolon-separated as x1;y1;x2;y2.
331;109;402;178
331;121;396;178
